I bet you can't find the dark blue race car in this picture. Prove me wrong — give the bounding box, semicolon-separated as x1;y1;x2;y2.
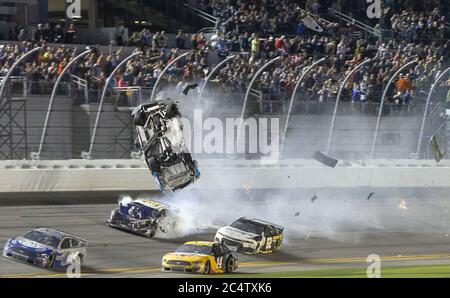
3;228;88;268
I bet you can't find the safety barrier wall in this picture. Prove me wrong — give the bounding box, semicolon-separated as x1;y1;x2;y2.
1;159;450;193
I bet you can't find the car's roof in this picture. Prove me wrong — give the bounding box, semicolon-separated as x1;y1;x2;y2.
33;228;87;242
238;218;284;230
134;199;180;213
184;241;214;247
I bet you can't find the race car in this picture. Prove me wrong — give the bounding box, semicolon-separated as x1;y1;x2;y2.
162;241;238;274
2;228;88;268
107;199;180;238
214;217;284;255
132;99;200;192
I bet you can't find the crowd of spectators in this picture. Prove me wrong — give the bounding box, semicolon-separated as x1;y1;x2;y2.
0;0;449;112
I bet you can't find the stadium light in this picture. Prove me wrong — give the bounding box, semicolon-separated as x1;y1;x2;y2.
197;54;236;107
30;47;96;160
151;51;190;101
416;65;450;157
281;57;326;157
82;51;142;159
237;56;282;151
370;59;417;159
0;47;42;106
326;56;376;154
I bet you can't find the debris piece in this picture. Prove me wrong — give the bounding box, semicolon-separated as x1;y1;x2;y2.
182;83;198;95
294;212;300;217
310;194;317;203
243;182;253;194
398;200;407;210
303;15;324;32
312;151;338;168
367;192;375;200
429;134;445;163
305;234;310;239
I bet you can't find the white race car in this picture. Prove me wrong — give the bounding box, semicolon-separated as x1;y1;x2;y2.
214;217;284;255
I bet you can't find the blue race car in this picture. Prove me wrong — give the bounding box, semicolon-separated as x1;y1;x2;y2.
132;99;200;192
3;228;88;268
107;199;180;238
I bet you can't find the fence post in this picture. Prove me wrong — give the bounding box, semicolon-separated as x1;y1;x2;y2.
326;57;375;154
82;51;142;159
370;59;417;158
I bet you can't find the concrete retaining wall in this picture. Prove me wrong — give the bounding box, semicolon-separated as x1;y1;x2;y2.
0;159;448;193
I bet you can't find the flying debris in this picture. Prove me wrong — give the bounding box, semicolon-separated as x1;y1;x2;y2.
398;200;408;210
310;194;318;203
367;192;375;200
243;182;253;194
429;135;445;163
294;212;300;217
312;151;339;168
182;83;198;95
302;15;324;32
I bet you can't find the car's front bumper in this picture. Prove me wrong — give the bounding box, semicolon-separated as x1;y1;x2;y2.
3;247;50;267
162;262;205;274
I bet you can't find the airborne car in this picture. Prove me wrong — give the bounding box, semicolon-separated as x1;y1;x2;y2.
214;217;284;255
132;99;200;192
162;241;238;274
3;228;88;268
107;199;180;238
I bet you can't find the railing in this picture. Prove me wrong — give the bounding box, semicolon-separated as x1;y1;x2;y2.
181;2;218;25
328;8;381;38
70;75;89;104
0;76;28;99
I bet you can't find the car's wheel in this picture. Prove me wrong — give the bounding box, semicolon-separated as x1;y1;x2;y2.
47;253;56;268
253;243;260;255
147;157;159;173
203;261;211;275
225;257;236;273
147;229;156;238
165;102;180;119
133;109;146;126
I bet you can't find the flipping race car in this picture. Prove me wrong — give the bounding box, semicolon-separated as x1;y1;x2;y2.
3;228;88;268
132;99;200;192
214;217;284;255
162;241;238;274
107;199;180;238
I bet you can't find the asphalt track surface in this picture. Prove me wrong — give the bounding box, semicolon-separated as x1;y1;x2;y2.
1;195;450;278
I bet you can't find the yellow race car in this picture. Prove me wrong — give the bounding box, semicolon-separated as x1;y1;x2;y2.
162;241;238;274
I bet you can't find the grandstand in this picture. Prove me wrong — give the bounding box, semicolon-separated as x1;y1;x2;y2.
0;0;449;161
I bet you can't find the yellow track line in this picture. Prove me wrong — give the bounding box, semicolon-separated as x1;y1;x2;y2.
3;253;450;278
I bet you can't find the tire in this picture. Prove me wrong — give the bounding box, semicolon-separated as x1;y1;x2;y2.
47;253;56;268
133;109;146;126
225;257;235;273
253;243;260;255
165;103;180;119
147;157;159;173
203;261;211;275
147;229;156;238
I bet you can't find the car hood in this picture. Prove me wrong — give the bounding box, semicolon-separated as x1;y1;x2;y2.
10;237;53;252
218;226;259;240
163;252;208;262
